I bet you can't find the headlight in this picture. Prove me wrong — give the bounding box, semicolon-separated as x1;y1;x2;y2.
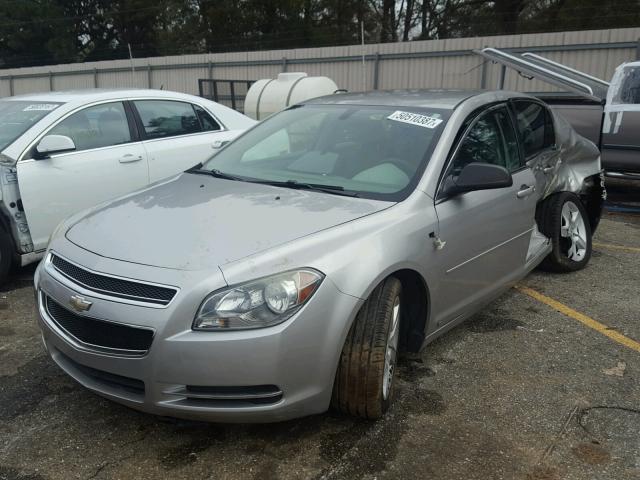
193;269;324;330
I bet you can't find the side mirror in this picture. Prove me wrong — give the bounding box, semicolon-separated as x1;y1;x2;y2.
34;135;76;159
446;162;513;196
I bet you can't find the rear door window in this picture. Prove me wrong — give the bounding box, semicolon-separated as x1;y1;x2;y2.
512;101;555;158
133;100;202;139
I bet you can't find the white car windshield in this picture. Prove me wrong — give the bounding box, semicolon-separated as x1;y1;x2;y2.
202;104;450;201
0;101;62;151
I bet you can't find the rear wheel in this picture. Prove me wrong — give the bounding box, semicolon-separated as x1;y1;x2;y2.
331;277;402;419
538;192;592;272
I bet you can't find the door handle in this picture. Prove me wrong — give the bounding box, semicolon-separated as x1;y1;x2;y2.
119;154;143;163
516;185;536;199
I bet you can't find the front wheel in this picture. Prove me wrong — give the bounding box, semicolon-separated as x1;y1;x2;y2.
538;192;592;272
331;276;402;419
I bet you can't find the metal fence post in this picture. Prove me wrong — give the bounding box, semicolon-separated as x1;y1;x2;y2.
8;76;13;96
230;81;236;110
373;52;381;90
48;71;53;91
637;38;640;60
282;57;288;73
147;65;152;88
208;61;213;81
480;60;487;89
497;64;506;89
93;69;98;88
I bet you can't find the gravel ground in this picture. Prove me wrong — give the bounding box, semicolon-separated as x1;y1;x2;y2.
0;193;638;480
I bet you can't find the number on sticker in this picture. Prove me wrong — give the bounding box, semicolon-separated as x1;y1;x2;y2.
387;111;443;129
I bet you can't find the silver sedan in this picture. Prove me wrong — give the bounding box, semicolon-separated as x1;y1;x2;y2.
35;90;603;422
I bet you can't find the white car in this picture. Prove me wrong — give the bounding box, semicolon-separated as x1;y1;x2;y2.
0;89;256;280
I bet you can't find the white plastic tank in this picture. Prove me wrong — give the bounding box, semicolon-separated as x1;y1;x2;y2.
244;72;339;120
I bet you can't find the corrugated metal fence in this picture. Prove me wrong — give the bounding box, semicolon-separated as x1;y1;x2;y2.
1;27;639;100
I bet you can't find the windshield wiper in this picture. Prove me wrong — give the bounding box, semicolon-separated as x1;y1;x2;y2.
255;179;360;197
187;167;246;182
186;169;360;197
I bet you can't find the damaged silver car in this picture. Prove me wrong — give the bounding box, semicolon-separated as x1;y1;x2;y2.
35;90;604;422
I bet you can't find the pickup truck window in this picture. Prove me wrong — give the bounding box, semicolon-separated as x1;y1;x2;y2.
48;102;131;152
0;101;62;151
134;100;203;139
611;65;640;104
512;101;555;159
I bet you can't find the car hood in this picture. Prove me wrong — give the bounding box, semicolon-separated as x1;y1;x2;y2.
66;173;391;270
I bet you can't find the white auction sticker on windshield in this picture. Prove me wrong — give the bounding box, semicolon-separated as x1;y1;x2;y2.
387;110;443;129
23;104;58;112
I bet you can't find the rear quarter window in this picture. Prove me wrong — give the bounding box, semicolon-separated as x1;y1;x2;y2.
194;105;221;131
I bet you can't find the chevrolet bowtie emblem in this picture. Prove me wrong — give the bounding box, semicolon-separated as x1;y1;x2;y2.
69;295;92;312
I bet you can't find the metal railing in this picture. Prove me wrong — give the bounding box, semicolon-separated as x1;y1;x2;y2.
198;79;254;111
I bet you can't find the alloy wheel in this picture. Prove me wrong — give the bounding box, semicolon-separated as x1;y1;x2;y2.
382;296;400;400
560;200;587;261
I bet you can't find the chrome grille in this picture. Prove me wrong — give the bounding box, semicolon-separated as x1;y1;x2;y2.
49;253;177;306
45;294;154;355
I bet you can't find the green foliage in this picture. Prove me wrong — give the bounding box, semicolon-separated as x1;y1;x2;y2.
0;0;638;68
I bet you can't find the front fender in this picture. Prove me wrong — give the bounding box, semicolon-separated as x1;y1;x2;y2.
220;192;439;303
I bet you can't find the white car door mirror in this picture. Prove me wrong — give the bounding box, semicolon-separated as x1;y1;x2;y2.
212;140;230;149
35;135;76;159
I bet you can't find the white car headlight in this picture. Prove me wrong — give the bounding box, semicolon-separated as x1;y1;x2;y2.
193;269;324;330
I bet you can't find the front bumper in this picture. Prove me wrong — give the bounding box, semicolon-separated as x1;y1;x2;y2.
35;247;361;423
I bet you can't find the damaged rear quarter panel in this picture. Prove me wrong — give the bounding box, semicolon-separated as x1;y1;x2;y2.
537;111;603;198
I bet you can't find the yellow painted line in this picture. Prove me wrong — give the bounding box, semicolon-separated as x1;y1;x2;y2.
593;242;640;253
515;285;640;353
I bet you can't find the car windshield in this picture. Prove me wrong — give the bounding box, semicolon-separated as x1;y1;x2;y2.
201;104;450;201
0;100;62;151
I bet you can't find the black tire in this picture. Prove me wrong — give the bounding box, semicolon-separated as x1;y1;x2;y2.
538;192;592;273
0;229;13;283
331;276;402;419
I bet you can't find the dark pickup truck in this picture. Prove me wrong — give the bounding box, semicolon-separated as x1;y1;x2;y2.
478;48;640;182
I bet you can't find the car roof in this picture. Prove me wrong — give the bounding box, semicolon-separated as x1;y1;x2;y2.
2;88;199;104
303;89;526;110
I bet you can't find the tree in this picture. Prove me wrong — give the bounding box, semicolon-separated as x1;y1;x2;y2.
1;0;640;69
0;0;69;67
402;0;415;41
